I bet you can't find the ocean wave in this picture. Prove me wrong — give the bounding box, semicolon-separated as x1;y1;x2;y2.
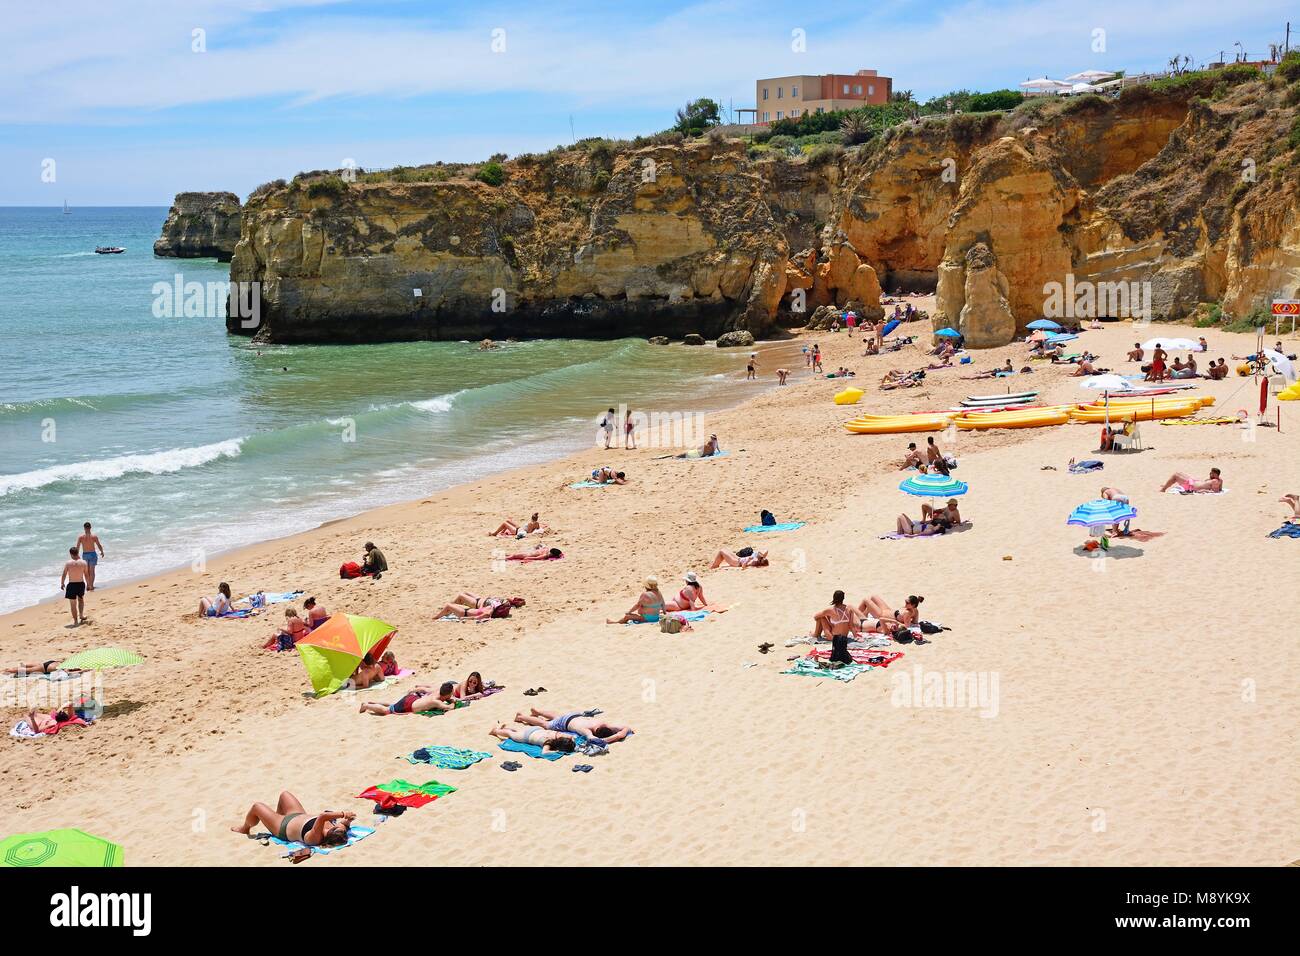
0;439;244;497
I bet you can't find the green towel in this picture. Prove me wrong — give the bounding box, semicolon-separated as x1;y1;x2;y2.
404;746;492;769
416;700;468;716
781;658;870;682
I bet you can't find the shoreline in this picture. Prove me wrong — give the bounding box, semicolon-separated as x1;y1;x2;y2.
1;335;803;618
4;311;1297;867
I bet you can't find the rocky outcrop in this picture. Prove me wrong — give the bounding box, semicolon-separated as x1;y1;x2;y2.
155;192;241;261
219;70;1300;346
716;330;755;347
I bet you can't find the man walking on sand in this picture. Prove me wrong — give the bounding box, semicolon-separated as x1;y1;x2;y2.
76;522;105;591
60;546;89;626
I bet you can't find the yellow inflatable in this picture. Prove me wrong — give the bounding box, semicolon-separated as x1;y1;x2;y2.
1069;400;1198;423
843;413;954;434
1098;394;1215;409
953;409;1070;430
833;387;864;405
1279;385;1300;401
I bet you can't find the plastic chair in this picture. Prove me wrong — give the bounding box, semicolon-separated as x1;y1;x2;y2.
1112;422;1143;452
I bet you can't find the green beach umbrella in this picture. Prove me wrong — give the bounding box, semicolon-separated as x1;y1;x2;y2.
297;614;397;698
58;647;143;671
0;828;123;867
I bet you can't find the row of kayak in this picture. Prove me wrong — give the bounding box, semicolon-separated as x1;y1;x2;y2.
844;396;1216;433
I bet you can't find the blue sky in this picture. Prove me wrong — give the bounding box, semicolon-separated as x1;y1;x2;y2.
1;0;1292;204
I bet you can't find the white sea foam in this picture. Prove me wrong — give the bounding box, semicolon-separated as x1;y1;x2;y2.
0;439;244;496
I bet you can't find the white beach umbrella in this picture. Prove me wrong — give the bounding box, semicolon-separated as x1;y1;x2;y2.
1065;70;1117;83
1070;82;1100;93
1019;77;1070;91
1079;374;1135;428
1141;337;1198;352
1264;349;1297;383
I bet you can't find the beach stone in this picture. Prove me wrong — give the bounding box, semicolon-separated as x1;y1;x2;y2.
683;333;706;345
716;330;755;348
647;335;670;345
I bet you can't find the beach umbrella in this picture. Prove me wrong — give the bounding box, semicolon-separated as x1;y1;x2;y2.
1065;69;1117;83
1028;330;1048;342
1026;319;1062;331
1046;332;1078;342
1141;337;1198;352
1020;77;1070;91
1079;374;1135;428
934;327;962;338
1067;499;1137;534
296;614;396;698
881;318;901;337
1069;82;1100;93
57;647;143;671
1;828;122;867
1264;349;1296;384
899;473;969;498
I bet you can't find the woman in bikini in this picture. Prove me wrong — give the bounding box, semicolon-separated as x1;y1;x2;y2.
231;792;353;847
303;596;329;629
489;721;576;753
859;594;924;628
434;593;526;619
607;577;665;624
454;671;493;701
895;513;951;536
505;546;563;562
488;513;549;537
3;659;83;676
667;572;708;611
271;607;311;646
710;549;768;569
812;590;862;641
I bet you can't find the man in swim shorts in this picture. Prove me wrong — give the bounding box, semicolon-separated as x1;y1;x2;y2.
76;522;105;591
518;707;635;743
59;547;89;626
359;681;458;716
1160;467;1222;494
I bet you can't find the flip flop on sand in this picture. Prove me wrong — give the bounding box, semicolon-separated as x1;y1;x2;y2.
758;642;774;654
501;761;522;772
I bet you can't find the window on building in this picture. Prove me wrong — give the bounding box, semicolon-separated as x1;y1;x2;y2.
776;111;783;119
762;111;769;122
791;85;798;97
868;85;874;96
854;84;862;94
842;83;850;94
816;107;824;114
791;109;799;117
777;87;783;98
762;88;768;100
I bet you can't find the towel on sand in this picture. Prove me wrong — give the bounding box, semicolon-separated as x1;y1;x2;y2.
781;658;870;682
497;734;600;760
10;715;91;738
267;825;374;856
357;779;457;809
627;609;710;624
570;481;611;489
808;647;904;667
743;522;805;533
404;746;493;769
415;700;469;716
1268;522;1300;539
1068;460;1104;474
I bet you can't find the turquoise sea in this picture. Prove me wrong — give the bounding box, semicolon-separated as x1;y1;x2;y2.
0;206;774;615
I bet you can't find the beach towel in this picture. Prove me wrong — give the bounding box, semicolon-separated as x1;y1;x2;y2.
808;647;903;667
1068;460;1104;474
266;824;374;857
1268;522;1300;539
781;658;870;682
404;746;493;769
499;738;566;760
10;714;90;738
416;700;469;716
569;481;610;489
680;450;728;460
744;522;805;533
1164;487;1228;495
627;609;710;624
357;779;457;810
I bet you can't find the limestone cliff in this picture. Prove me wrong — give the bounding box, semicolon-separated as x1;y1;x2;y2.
222;72;1300;346
154;192;241;262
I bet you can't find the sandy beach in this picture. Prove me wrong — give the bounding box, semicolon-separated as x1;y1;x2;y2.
3;307;1297;866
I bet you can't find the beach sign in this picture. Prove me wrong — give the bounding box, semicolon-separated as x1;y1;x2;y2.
1272;299;1299;333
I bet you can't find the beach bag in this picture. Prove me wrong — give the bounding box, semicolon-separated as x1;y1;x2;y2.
339;561;365;579
760;510;776;527
276;632;296;652
659;614;686;634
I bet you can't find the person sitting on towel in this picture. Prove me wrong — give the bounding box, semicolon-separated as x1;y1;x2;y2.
921;498;962;525
272;608;311;647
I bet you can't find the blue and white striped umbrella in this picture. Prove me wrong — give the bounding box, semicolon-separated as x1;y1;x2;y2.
1067;499;1137;529
899;473;969;498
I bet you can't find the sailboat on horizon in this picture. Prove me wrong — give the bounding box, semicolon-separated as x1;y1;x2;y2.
63;200;70;215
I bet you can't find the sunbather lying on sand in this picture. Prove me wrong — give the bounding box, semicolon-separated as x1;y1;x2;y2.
1160;468;1222;494
675;434;721;458
710;548;768;568
489;513;549;537
434;592;526;619
516;708;634;743
359;682;458;716
454;671;495;700
607;577;666;624
1071;358;1109;376
489;721;576;753
1281;494;1300;521
894;513;952;536
860;594;924;627
505;545;563;562
231;791;353;846
3;660;83;676
24;704;80;733
589;467;627;484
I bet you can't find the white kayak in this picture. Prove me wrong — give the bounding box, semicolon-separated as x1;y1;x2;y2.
961;391;1038;407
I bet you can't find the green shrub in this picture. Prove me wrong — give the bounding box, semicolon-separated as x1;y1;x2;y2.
305;176;347;199
1279;51;1300;83
593;168;611;190
805;144;845;167
967;89;1024;111
475;161;506;186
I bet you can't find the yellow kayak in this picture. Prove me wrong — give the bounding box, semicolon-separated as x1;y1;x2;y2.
1097;394;1215;409
952;409;1070;429
844;413;954;434
1070;401;1198;423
